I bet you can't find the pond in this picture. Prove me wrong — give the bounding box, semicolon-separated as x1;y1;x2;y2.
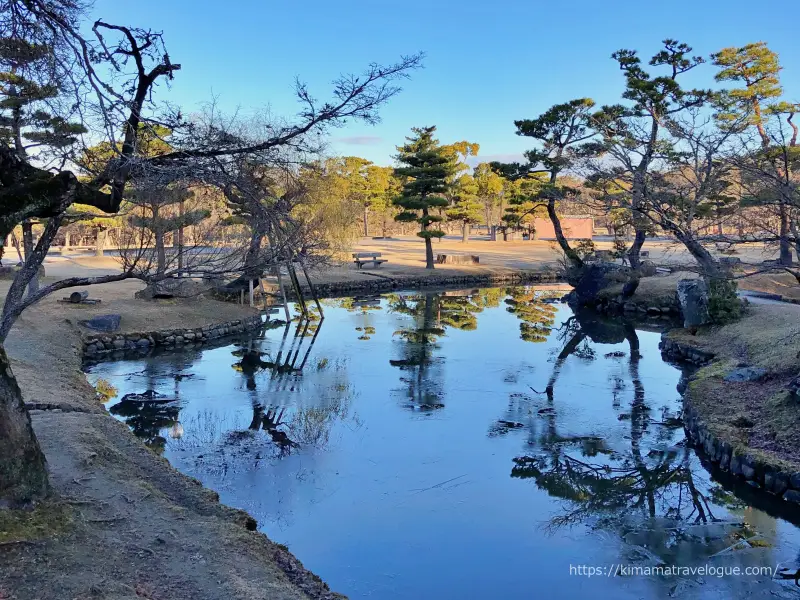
85;287;800;599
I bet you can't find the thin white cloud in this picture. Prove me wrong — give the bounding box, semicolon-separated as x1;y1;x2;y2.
334;135;384;146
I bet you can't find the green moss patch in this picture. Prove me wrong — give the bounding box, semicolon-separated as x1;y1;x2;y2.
0;501;72;544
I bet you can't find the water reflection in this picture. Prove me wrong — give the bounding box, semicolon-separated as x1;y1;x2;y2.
336;295;382;340
389;292;446;411
508;309;770;569
109;398;180;454
85;287;800;600
504;287;559;343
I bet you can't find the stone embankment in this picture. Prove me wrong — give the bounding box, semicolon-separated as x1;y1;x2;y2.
83;314;264;357
661;334;800;505
288;270;562;299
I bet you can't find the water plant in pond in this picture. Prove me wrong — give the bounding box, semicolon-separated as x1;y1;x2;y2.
94;378;118;403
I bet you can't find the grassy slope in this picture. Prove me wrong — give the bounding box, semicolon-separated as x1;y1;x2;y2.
668;304;800;471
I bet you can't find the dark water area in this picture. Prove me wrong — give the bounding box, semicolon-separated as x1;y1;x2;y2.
85;287;800;599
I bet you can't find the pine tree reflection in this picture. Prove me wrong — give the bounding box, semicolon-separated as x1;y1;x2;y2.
109;399;180;454
108;350;200;453
389;292;446;411
337;295;383;340
506;313;719;540
504;287;559;343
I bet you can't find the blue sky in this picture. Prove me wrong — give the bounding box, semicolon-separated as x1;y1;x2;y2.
93;0;799;166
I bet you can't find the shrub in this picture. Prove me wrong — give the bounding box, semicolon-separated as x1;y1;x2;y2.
707;277;742;324
574;239;596;259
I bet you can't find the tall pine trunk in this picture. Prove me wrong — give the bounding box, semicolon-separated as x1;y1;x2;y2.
176;200;185;276
22;222;39;299
424;238;434;269
0;345;49;508
363;206;370;237
421;207;435;269
155;231;166;276
152;205;166;276
779;202;792;266
627;227;647;269
462;223;470;243
95;228;106;257
547;199;582;268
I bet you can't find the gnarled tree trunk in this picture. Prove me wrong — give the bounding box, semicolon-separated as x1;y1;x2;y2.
0;345;49;508
627;226;647;269
21;221;40;300
547;198;583;268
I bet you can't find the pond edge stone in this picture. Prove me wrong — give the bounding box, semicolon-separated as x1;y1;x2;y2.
662;334;800;505
82;314;264;358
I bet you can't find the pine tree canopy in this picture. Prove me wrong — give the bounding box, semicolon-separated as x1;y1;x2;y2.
0;36;87;153
446;174;482;224
393;126;454;239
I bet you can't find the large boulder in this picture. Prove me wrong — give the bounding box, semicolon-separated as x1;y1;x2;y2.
724;366;767;382
567;263;630;305
135;278;209;300
720;256;742;267
677;279;709;328
638;261;658;277
79;314;121;333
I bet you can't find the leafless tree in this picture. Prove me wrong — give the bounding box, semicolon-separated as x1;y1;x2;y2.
0;0;422;507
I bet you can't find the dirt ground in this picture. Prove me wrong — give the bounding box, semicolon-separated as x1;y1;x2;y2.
46;234;794;297
0;277;342;600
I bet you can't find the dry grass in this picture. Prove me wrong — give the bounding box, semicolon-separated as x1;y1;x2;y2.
1;277;258;414
671;303;800;374
669;303;800;469
738;270;800;301
0;277;259;335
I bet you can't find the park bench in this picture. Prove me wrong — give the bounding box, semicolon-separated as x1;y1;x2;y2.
353;252;387;269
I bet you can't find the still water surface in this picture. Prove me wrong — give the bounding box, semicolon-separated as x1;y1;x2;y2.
85;288;800;599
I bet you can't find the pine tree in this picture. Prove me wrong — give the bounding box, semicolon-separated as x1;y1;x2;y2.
365;164;401;237
393;126;453;268
324;157;399;237
473;163;505;238
495;99;596;267
500;175;548;238
446;174;482;242
713;42;796;265
713;42;784;147
128;184;209;277
0;37;84;279
0;38;85;156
